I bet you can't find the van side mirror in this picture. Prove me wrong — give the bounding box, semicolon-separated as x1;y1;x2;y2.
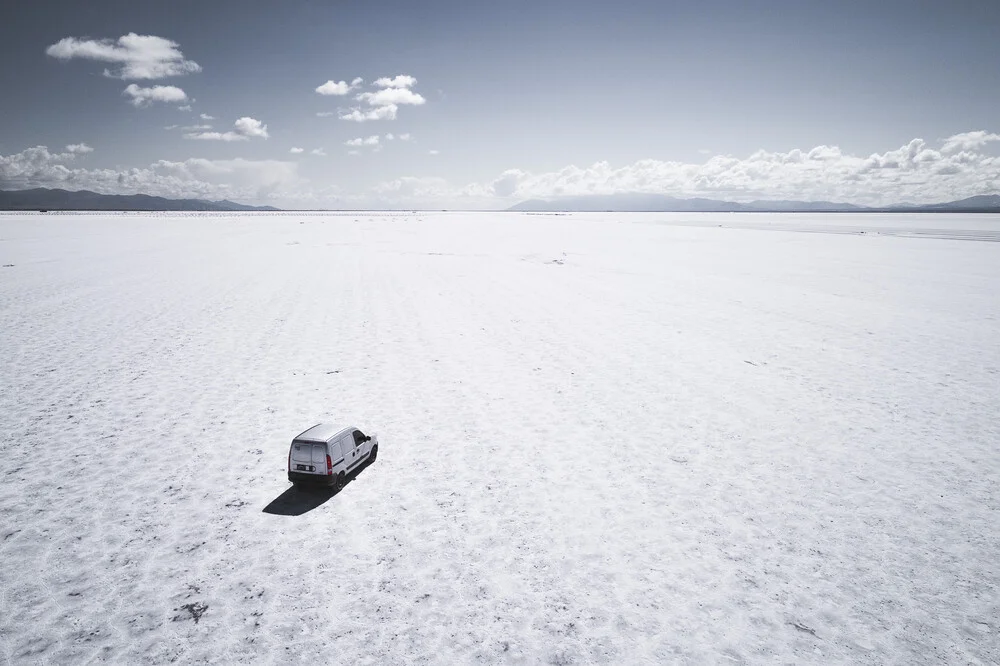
364;436;371;442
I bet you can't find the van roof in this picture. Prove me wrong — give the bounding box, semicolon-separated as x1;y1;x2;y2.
294;423;350;442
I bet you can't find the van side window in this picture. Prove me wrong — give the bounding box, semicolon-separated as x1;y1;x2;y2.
333;439;347;458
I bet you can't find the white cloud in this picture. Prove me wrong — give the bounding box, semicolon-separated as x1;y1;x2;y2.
345;135;380;147
356;87;425;107
233;117;269;139
177;105;192;112
941;130;1000;153
185;132;247;142
66;143;93;154
1;146;78;183
374;75;417;88
385;133;394;141
311;148;327;156
315;79;361;95
339;105;398;122
399;133;412;141
46;33;201;79
290;147;304;154
185;117;269;142
1;145;297;201
123;83;187;107
316;111;336;118
336;74;424;123
351;77;364;86
428;149;440;155
200;113;215;120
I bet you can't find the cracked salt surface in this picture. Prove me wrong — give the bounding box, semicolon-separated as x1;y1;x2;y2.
0;211;998;663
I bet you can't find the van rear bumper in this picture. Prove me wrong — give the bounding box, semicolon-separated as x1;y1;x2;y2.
288;471;337;487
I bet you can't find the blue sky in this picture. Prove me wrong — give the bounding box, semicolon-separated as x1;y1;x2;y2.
1;0;999;208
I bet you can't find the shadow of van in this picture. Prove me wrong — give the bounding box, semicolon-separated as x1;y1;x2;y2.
262;456;376;516
262;484;339;515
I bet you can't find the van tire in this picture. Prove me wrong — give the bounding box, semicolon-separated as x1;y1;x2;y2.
336;472;346;491
369;445;378;464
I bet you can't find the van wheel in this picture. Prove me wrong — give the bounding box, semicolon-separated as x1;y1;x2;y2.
336;472;346;491
369;445;378;464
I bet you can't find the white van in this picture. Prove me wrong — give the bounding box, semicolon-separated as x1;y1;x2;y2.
287;423;378;489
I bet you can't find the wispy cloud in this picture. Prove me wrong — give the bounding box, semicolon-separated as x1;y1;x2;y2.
290;147;304;154
184;117;269;141
356;87;425;107
310;148;327;156
941;130;1000;153
200;113;215;121
316;111;336;118
315;78;363;95
46;33;201;79
345;135;380;147
123;84;187;107
66;143;93;154
339;105;398;122
373;75;417;89
185;132;246;142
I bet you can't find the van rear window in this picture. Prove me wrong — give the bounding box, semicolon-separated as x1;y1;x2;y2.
291;441;314;462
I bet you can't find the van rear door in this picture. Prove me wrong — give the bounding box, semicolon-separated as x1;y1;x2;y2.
290;440;326;475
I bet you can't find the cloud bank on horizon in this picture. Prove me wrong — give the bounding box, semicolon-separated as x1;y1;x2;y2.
3;131;999;208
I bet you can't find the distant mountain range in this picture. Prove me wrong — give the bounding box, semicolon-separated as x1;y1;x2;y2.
0;187;279;211
507;193;1000;213
2;186;999;213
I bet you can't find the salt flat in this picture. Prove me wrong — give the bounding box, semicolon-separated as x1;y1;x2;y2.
1;211;998;664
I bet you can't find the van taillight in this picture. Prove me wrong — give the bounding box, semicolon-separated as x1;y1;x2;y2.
326;454;333;475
